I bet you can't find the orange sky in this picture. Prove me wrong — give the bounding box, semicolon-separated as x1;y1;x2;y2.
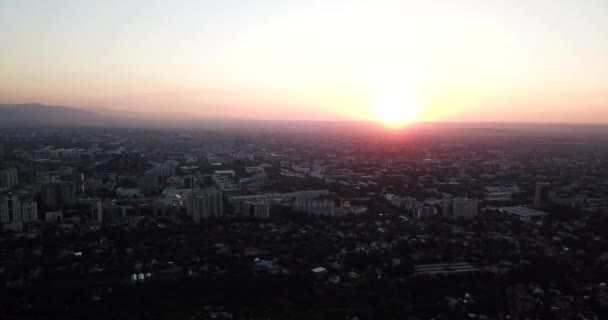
1;1;608;123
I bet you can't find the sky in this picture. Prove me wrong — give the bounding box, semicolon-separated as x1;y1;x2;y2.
1;0;608;123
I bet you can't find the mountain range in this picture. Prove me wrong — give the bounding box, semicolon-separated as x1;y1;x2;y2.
0;103;197;128
1;103;608;139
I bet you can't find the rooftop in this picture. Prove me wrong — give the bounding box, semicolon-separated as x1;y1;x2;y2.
414;262;478;275
500;206;548;218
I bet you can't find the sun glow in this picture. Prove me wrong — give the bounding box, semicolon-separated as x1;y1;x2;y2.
372;94;419;127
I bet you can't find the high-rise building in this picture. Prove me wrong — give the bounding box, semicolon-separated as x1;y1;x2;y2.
60;182;76;206
183;176;195;189
415;205;438;219
20;200;38;222
442;194;453;217
188;187;223;223
241;200;270;218
40;182;76;209
0;167;18;189
534;181;551;207
452;197;479;220
41;183;58;208
153;161;177;178
0;194;18;223
91;200;103;223
0;194;38;224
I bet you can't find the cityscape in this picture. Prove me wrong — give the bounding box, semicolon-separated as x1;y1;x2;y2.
1;123;607;319
1;1;608;319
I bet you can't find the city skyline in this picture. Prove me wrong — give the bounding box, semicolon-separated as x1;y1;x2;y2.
2;0;608;125
2;3;608;317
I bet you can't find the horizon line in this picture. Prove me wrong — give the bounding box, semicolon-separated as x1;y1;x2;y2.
3;102;608;126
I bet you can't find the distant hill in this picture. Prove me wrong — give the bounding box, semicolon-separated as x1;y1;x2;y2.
0;103;113;127
1;104;607;140
0;103;195;128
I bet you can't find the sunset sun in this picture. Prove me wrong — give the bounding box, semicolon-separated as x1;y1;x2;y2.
372;94;418;127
